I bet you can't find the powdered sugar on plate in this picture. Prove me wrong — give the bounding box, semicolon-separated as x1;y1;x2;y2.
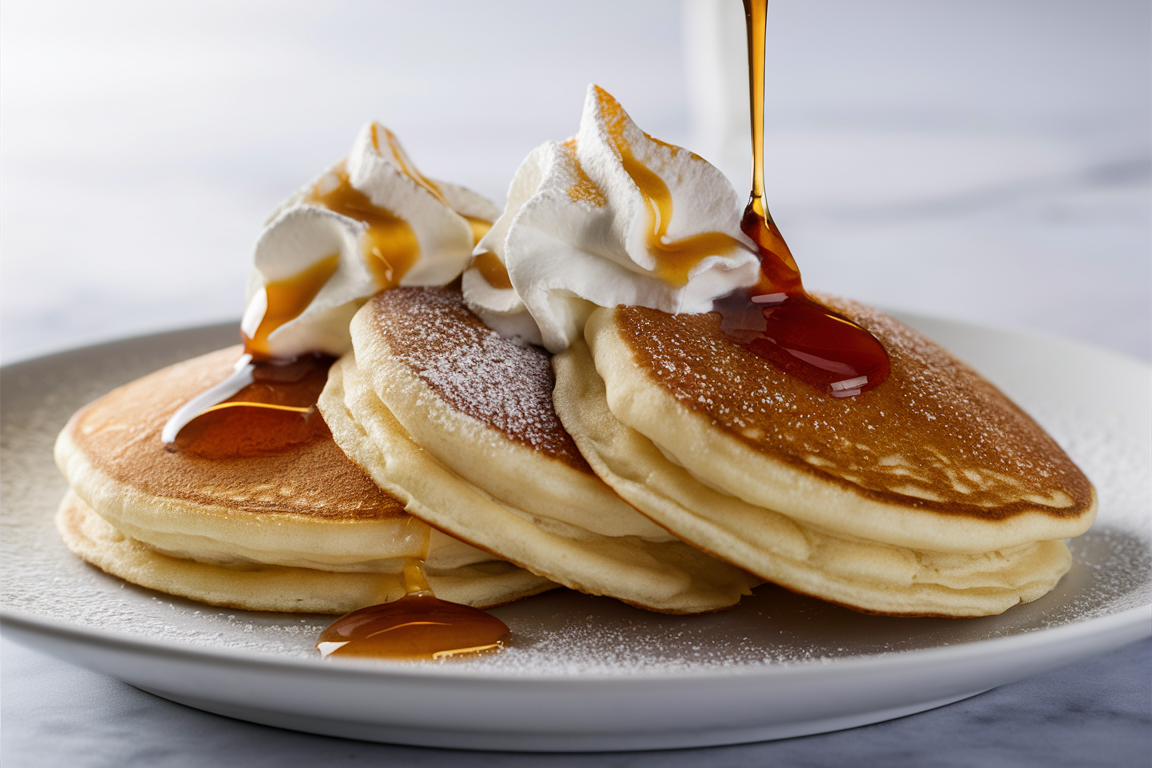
2;317;1148;675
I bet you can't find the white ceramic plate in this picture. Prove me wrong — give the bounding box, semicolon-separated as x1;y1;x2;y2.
2;314;1149;752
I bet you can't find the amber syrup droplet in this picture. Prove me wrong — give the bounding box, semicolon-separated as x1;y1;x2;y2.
714;0;889;398
316;559;510;661
171;355;335;458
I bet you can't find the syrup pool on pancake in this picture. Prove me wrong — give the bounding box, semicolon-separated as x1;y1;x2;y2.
717;0;889;398
597;24;892;399
160;122;514;661
162;121;497;443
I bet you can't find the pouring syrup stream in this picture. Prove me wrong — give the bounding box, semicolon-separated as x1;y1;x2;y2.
716;0;889;398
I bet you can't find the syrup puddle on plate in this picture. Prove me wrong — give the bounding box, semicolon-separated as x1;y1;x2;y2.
317;558;510;661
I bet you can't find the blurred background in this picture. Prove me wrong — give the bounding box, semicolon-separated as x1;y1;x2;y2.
2;0;1149;361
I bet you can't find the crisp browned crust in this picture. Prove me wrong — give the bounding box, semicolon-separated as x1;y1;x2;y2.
363;287;593;474
63;345;408;523
613;297;1094;522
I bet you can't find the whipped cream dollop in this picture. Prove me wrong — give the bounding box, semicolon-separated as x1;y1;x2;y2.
162;123;497;443
242;121;499;360
463;85;761;353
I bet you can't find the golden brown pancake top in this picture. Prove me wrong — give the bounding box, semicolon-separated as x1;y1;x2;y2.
613;297;1094;520
365;287;593;474
67;346;409;521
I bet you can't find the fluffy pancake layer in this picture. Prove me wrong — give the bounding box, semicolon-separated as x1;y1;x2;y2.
551;300;1095;617
57;491;549;613
321;287;758;613
54;345;555;611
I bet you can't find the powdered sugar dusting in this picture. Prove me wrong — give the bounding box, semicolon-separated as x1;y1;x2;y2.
3;322;1147;675
615;298;1095;519
368;288;588;468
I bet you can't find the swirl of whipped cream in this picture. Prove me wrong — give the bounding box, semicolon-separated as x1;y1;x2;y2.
463;85;761;353
162;123;497;443
242;121;499;360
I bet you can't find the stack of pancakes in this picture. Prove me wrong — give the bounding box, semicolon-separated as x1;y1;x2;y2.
54;346;555;613
552;298;1097;617
55;293;1096;619
318;287;758;613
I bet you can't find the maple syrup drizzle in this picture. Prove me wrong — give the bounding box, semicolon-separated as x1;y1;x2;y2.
372;124;448;204
170;355;334;458
241;162;422;363
711;0;890;398
167;125;498;446
311;165;421;292
243;255;340;360
596;86;746;286
369;125;493;247
472;250;514;290
709;0;889;396
317;558;510;660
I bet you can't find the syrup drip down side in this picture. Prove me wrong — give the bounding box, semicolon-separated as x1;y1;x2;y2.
595;90;748;287
241;163;420;363
369;123;495;246
243;137;489;361
599;64;890;397
317;558;510;661
150;346;518;660
162;122;497;444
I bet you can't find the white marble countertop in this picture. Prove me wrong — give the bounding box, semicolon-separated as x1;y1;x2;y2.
1;635;1148;767
2;0;1149;764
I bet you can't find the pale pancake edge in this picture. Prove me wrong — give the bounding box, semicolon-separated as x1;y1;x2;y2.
319;351;760;615
553;336;1074;617
57;491;556;613
350;287;672;540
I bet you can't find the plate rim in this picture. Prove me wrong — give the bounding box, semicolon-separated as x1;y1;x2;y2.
3;600;1149;686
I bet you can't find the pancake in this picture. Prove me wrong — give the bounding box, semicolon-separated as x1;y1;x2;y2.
56;491;547;613
54;345;555;612
551;298;1096;617
319;287;759;614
